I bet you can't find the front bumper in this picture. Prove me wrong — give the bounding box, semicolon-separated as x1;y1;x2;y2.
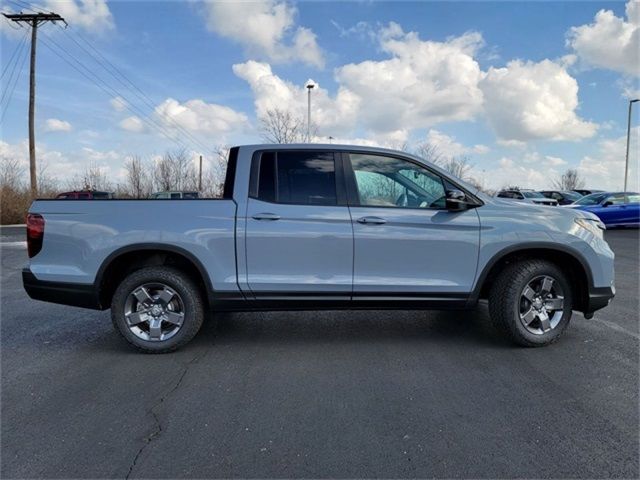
22;268;103;310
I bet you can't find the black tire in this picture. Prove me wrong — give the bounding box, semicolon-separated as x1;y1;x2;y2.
488;259;573;347
111;266;205;353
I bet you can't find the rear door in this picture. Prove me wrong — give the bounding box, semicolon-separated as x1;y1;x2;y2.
244;150;353;296
344;152;480;296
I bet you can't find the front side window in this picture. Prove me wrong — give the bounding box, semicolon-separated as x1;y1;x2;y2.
627;193;640;203
349;154;446;209
606;194;626;205
575;192;608;206
256;151;337;205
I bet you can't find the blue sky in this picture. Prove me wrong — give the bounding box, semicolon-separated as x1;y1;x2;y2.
0;0;638;190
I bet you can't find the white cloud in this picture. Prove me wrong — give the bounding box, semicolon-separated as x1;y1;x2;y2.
477;155;564;191
0;139;125;183
154;98;249;136
480;59;598;142
43;0;114;33
44;118;72;132
425;129;489;157
577;126;639;191
335;24;485;134
200;0;324;67
119;116;145;133
233;61;359;135
234;25;485;140
567;0;639;77
110;96;127;112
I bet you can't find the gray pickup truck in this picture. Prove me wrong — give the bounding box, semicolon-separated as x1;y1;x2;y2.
23;144;615;352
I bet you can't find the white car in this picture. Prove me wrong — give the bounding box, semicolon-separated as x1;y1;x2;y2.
495;189;558;206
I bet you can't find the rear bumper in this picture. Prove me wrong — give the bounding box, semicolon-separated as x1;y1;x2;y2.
585;285;615;316
22;268;103;310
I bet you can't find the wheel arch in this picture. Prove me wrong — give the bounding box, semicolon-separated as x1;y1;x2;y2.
472;243;593;313
95;243;214;310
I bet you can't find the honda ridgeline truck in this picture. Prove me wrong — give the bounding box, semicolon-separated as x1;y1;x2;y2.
23;145;615;352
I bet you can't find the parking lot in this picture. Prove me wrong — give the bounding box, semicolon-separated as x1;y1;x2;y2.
1;227;638;478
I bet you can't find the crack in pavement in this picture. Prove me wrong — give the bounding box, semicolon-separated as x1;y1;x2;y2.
125;349;208;479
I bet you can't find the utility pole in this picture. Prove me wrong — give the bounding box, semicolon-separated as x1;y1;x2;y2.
624;99;639;193
198;155;203;192
3;12;66;197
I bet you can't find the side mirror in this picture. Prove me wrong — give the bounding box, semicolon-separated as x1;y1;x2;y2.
445;189;468;211
602;201;612;207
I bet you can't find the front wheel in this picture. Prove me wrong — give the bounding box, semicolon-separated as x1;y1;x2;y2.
111;266;205;353
489;259;573;347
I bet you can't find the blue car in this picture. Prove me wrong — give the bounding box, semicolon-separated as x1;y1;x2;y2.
567;192;640;227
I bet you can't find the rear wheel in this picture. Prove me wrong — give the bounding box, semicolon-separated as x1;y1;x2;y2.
489;259;573;347
111;266;204;353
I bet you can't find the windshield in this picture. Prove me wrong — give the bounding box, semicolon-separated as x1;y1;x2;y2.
522;191;544;199
562;191;583;201
574;192;608;205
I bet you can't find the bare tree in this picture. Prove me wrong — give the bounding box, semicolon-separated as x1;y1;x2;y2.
413;142;444;167
152;149;199;192
553;168;585;190
124;155;151;198
67;163;112;191
260;109;306;143
441;155;473;181
199;146;229;198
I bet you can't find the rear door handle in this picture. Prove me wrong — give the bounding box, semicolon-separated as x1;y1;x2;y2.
252;212;281;221
357;216;387;225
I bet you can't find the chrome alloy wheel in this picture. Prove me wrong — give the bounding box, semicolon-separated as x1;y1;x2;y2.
519;275;565;335
123;283;185;342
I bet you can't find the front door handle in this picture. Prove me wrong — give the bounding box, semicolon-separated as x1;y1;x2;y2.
357;216;387;225
252;212;281;221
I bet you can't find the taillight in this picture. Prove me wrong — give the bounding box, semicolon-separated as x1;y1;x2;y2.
26;213;44;258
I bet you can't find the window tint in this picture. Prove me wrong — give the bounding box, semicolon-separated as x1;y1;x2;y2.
256;151;337;205
92;192;110;199
170;193;181;199
349;154;445;208
78;193;90;199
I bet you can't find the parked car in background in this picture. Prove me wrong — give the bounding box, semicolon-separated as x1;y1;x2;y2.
573;189;604;196
56;191;114;199
566;192;640;227
539;190;583;206
150;191;199;199
23;144;614;352
495;189;558;206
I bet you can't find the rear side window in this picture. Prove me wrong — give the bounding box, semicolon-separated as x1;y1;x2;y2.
254;151;337;206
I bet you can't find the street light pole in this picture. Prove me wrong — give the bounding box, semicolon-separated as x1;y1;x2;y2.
624;98;639;192
305;80;315;143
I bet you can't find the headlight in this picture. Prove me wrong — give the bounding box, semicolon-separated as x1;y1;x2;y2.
575;217;606;238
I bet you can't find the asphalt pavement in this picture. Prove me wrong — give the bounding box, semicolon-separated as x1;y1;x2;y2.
1;226;638;478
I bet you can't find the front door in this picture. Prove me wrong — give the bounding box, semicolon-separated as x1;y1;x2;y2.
244;150;353;296
344;152;480;296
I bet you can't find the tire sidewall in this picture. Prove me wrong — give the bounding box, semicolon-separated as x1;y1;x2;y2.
509;263;573;346
111;267;204;353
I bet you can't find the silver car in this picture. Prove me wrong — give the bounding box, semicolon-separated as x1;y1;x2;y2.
495;189;558;206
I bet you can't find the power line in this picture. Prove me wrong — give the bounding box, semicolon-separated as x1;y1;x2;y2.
0;34;30;121
38;31;200;154
0;27;28;81
59;25;216;155
0;27;29;105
